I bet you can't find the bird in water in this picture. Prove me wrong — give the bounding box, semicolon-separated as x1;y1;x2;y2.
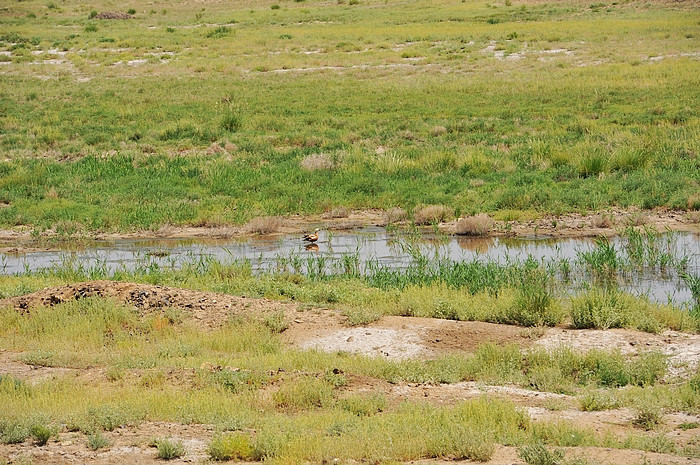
304;243;319;252
303;228;320;243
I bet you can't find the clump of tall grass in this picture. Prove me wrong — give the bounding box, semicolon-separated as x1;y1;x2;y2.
504;270;562;327
632;405;662;431
577;237;619;281
244;216;283;235
413;204;453;225
455;214;494;236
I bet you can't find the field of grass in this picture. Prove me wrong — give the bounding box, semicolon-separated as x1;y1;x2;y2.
0;0;699;232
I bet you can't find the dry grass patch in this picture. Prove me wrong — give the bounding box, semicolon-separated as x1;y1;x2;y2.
456;214;494;236
590;213;614;229
414;205;453;225
245;217;283;235
321;207;349;219
300;153;335;171
429;125;447;137
384;207;407;224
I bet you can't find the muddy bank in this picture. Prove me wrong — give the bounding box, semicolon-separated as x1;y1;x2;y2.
0;209;697;251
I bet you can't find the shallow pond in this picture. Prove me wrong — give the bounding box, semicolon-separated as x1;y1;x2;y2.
1;227;699;307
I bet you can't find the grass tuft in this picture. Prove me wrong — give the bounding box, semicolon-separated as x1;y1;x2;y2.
456;214;494;236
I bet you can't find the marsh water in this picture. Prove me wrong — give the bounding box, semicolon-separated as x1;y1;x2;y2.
1;227;699;307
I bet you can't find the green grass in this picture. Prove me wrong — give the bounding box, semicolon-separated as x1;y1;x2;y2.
0;0;699;231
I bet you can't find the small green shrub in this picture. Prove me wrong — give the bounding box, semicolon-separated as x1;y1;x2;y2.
570;288;629;330
270;4;280;9
208;432;255;461
127;8;136;15
578;389;619;411
0;420;29;444
87;431;110;450
30;425;52;446
88;10;97;18
155;438;185;460
84;24;98;33
262;310;288;333
505;271;561;327
519;442;564;465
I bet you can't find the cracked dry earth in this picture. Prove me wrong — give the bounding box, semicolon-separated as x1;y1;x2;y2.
1;281;700;464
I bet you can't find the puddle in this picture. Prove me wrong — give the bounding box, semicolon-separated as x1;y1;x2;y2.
1;227;698;306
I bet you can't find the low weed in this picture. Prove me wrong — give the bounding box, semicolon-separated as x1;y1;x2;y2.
244;217;283;235
632;405;662;431
208;432;256;461
87;431;110;450
338;393;387;417
519;442;564;465
272;377;334;410
155;438;186;460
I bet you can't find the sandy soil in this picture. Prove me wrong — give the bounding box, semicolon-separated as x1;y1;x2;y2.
2;281;700;464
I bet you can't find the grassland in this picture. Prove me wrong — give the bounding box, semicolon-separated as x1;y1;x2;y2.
0;0;699;232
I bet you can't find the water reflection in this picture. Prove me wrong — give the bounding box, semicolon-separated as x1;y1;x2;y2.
456;236;495;253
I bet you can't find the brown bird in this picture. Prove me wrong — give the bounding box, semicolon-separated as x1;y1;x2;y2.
303;228;320;243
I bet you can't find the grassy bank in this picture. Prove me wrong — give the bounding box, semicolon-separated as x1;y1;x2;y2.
0;0;699;231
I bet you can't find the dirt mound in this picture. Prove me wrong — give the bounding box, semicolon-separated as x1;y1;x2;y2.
94;12;132;19
0;281;297;329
